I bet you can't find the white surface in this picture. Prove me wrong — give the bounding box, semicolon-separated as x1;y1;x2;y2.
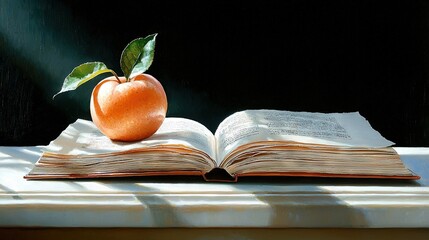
1;146;429;228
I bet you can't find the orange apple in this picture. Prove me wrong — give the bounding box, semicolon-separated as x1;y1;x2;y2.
54;34;166;141
90;73;168;141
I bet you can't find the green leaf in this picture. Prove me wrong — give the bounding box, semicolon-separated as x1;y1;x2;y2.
120;33;157;80
53;62;114;99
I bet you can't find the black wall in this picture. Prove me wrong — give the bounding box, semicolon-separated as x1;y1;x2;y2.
1;0;429;146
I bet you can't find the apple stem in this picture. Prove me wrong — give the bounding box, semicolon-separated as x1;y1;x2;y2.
110;70;121;83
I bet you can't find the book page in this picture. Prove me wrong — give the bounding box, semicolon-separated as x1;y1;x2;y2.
46;118;217;162
24;118;219;179
214;109;395;165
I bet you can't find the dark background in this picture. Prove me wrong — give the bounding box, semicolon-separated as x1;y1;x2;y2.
1;0;429;146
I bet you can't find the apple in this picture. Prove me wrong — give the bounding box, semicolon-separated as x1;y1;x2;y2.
53;33;167;141
90;73;167;141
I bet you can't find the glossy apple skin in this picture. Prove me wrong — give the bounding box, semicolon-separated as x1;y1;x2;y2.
90;73;168;141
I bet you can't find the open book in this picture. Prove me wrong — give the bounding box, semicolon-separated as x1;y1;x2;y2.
24;109;419;182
